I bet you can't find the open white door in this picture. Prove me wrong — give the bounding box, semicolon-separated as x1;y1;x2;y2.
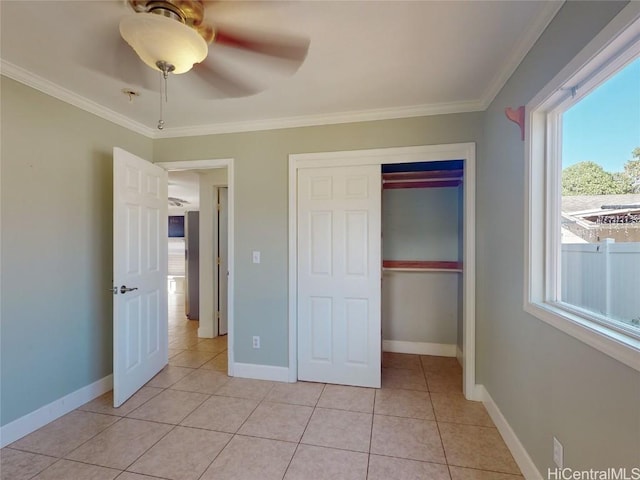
113;147;168;407
297;165;381;387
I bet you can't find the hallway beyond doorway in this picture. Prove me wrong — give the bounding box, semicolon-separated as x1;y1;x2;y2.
167;291;228;371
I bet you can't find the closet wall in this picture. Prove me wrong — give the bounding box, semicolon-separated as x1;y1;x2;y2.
382;165;463;356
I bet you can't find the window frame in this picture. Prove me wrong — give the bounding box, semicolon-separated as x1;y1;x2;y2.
524;3;640;372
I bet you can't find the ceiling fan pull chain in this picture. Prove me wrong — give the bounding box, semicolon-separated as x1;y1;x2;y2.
158;69;165;130
156;60;175;130
164;69;169;103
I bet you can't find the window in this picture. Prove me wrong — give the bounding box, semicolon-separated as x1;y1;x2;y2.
526;5;640;371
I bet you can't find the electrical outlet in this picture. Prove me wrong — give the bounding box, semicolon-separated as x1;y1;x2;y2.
252;251;261;264
252;336;260;349
553;436;563;468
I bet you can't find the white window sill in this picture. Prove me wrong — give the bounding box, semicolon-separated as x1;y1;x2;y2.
524;301;640;373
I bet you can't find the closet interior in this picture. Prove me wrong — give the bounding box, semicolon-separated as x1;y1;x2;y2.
381;160;464;359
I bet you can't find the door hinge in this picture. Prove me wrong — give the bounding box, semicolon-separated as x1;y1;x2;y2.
216;203;221;211
217;256;221;265
215;311;220;319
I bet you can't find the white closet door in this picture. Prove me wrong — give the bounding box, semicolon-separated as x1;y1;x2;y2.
297;165;381;387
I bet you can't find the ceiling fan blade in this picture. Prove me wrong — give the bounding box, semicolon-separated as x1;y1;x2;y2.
213;25;310;63
76;26;157;91
112;39;159;90
192;60;262;98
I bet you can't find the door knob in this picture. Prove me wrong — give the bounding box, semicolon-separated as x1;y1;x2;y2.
120;285;139;294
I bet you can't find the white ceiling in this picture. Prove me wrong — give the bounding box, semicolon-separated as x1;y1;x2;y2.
0;1;562;138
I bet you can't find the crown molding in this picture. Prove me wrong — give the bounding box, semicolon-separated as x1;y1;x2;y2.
2;59;484;139
0;60;156;138
1;3;564;140
156;99;485;138
479;0;565;109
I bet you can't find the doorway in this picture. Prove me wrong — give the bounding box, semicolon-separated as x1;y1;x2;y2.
288;144;477;400
157;158;235;376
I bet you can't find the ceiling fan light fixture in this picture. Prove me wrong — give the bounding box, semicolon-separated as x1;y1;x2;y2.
119;13;208;74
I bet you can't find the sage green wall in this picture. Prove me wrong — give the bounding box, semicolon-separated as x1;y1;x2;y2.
478;0;639;472
382;187;460;262
153;114;483;367
0;77;153;426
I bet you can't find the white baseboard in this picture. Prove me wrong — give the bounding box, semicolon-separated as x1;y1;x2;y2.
383;340;456;357
0;374;113;448
456;345;463;368
232;362;290;383
468;384;485;402
478;385;542;480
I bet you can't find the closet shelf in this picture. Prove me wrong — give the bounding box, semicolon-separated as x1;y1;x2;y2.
382;260;463;272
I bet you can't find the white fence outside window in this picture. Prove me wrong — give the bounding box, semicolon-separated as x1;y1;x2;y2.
561;239;640;327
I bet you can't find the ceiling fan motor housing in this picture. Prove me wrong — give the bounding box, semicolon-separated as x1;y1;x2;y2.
121;0;211;75
146;1;186;23
128;1;202;26
128;0;215;42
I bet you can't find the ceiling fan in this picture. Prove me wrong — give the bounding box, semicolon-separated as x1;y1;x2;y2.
168;196;190;207
113;0;310;128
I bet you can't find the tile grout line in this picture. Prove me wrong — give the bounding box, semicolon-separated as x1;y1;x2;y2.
116;471;171;480
119;408;198;474
120;384;218;478
421;353;453;474
232;382;277;434
280;382;328;479
32;457;126;479
191;426;235;480
365;451;449;467
114;366;213;475
94;314;195;476
366;387;378;479
118;330;231;478
179;340;233;480
11;329;519;480
190;378;280;478
48;414;127;462
11;385;170;477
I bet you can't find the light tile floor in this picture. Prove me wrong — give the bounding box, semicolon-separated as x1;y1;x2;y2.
1;296;522;480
